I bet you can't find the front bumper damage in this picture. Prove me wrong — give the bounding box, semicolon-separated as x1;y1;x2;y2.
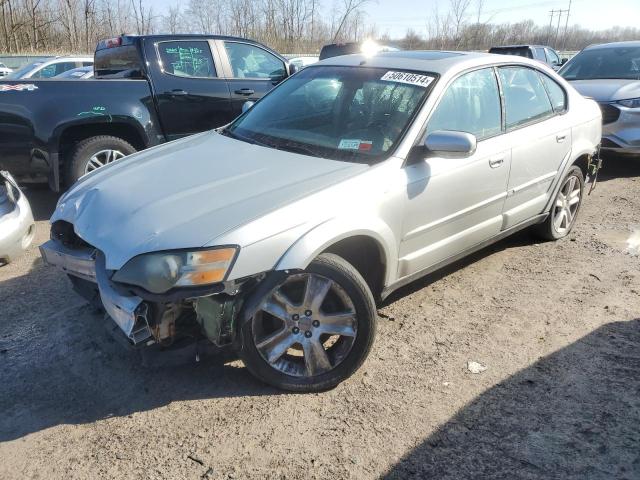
40;238;268;361
40;240;153;343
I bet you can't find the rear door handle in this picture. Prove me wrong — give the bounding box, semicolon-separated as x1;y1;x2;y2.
166;89;188;96
489;158;504;168
234;88;255;96
556;134;567;143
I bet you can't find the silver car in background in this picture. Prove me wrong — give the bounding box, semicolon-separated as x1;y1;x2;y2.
560;41;640;156
0;171;35;265
5;56;93;79
40;51;601;391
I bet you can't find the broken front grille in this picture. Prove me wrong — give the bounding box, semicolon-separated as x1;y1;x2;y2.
51;220;92;249
599;103;620;125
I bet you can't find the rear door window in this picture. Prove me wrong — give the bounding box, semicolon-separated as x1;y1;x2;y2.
158;40;216;78
427;67;502;141
498;67;554;129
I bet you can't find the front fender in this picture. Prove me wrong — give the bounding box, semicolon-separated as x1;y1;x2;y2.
275;215;398;286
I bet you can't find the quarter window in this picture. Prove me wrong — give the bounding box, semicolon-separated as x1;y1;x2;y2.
158;41;216;78
224;42;286;80
539;73;567;112
427;68;502;141
498;67;554;129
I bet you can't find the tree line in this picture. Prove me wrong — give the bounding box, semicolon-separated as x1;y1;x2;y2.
0;0;637;55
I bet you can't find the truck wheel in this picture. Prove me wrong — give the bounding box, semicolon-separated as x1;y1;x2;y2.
239;253;377;392
534;165;584;240
67;136;136;186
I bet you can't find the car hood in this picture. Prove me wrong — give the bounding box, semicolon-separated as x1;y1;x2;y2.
52;132;369;270
568;79;640;102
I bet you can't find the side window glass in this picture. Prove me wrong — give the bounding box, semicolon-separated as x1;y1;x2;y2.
535;47;547;61
498;67;554;129
224;42;286;80
55;62;76;76
158;41;216;78
546;48;560;65
539;73;567;112
427;68;502;141
34;64;57;78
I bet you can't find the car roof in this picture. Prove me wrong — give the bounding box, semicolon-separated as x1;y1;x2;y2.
314;50;541;75
490;45;553;49
585;40;640;50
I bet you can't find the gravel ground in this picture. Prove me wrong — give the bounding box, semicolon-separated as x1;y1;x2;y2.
1;157;639;479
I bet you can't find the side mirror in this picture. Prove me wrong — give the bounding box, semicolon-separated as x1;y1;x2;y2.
288;63;299;76
561;58;568;65
241;101;255;113
424;130;477;156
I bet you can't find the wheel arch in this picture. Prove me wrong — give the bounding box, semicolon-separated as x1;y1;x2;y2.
275;217;397;301
56;121;148;168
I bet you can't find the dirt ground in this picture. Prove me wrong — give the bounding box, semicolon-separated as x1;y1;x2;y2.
1;157;639;480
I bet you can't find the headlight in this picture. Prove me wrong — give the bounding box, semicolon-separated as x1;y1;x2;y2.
112;246;238;294
616;97;640;109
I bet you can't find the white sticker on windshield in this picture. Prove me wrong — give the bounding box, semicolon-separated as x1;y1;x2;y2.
338;139;373;151
380;71;434;88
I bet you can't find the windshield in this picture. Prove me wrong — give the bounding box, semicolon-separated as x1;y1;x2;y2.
5;61;42;79
560;46;640;80
226;66;435;163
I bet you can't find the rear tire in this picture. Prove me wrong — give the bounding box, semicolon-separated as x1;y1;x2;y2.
534;165;584;240
239;253;377;392
66;135;136;186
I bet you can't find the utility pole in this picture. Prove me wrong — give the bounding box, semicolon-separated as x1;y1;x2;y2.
547;9;555;45
561;0;572;50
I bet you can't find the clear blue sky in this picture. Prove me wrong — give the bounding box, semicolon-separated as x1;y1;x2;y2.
153;0;639;38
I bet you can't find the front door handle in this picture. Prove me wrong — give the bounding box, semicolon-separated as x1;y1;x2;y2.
489;158;504;168
166;89;188;96
556;134;567;143
235;88;255;96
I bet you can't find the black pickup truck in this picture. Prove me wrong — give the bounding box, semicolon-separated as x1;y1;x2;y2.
0;34;294;190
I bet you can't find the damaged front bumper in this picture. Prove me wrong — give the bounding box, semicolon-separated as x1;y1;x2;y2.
40;240;153;344
40;237;268;358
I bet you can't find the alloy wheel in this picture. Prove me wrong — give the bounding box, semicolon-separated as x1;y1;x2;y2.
84;149;126;174
552;174;582;234
252;273;358;378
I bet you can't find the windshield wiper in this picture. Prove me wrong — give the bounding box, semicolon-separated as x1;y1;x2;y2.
273;142;319;157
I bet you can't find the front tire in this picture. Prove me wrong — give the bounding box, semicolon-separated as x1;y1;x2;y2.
535;165;584;240
66;135;136;186
239;253;377;392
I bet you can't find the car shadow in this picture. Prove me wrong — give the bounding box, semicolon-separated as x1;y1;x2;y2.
383;229;535;306
382;318;640;480
20;184;60;221
596;153;639;183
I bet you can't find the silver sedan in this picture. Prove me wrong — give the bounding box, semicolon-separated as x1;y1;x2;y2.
560;41;640;157
40;51;601;391
1;171;35;265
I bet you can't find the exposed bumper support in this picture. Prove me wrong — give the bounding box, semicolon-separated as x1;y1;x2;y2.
40;240;152;344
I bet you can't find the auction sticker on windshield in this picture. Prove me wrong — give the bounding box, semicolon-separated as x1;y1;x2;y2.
339;139;373;151
381;71;434;88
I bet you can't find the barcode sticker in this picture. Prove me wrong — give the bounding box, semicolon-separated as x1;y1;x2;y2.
380;71;434;88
